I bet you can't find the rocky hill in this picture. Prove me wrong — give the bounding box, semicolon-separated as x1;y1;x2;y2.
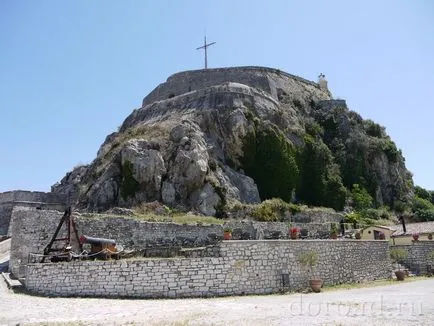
52;66;413;215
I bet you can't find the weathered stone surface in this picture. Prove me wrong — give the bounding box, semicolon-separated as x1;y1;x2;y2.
391;242;434;275
0;191;64;236
25;240;392;299
190;183;221;216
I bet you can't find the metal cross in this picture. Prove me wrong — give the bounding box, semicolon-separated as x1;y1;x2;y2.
196;35;215;69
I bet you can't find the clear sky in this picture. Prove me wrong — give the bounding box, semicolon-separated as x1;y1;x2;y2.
1;0;433;193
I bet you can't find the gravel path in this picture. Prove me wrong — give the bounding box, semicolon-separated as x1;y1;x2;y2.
1;274;433;326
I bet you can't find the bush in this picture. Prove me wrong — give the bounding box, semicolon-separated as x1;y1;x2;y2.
251;203;278;222
298;251;318;270
390;248;408;264
393;200;409;213
241;126;299;202
364;119;384;138
412;196;434;212
415;209;434;221
251;198;302;221
120;160;139;199
351;184;373;210
361;207;391;220
414;186;432;202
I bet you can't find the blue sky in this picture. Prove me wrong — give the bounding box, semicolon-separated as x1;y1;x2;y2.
1;0;433;193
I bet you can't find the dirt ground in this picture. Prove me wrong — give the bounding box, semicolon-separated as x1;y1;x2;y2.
1;270;433;326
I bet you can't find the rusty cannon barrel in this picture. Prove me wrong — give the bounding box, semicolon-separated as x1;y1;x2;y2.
79;235;116;245
79;235;119;260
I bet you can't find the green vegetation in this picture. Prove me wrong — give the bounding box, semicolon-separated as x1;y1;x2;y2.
390;248;409;264
241;125;299;202
120;160;140;199
241;101;413;213
251;198;301;222
410;189;434;221
351;184;373;210
298;250;319;276
296;135;346;210
82;211;224;225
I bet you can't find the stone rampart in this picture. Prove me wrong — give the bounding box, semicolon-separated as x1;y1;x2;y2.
141;66;329;107
8;207;358;278
391;242;434;274
25;240;392;298
0;190;63;204
0;190;65;235
8;207;223;278
74;214;222;250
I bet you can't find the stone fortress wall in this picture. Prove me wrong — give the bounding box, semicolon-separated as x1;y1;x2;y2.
9;207;224;278
26;240;391;299
0;190;64;236
141;66;330;107
8;207;344;279
391;242;434;275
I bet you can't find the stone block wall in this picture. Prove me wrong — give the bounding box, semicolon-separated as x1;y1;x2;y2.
8;207;223;278
224;210;345;241
391;241;434;274
25;240;392;299
9;207;361;278
74;215;223;249
0;191;63;204
0;202;13;235
141;66;327;107
0;190;64;235
9;207;66;278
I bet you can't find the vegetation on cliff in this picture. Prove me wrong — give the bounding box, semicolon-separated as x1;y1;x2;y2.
239;98;413;214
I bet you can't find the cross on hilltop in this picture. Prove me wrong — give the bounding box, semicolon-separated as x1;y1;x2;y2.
196;35;215;69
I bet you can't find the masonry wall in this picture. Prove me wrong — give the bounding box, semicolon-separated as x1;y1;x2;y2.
141;66;328;107
25;240;392;299
225;210;344;240
8;207;223;278
391;241;434;274
74;214;223;249
0;190;64;235
8;207;358;279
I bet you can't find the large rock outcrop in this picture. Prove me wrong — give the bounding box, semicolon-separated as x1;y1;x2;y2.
52;66;413;214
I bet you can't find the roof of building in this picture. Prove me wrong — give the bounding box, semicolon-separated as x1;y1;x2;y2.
392;221;434;236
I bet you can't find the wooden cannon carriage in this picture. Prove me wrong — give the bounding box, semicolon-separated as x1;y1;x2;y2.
40;208;121;262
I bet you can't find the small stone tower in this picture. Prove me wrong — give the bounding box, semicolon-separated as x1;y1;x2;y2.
318;73;328;91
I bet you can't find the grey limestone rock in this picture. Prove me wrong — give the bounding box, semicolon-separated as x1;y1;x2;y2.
191;183;221;216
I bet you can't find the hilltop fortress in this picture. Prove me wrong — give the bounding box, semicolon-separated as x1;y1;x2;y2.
141;66;330;107
0;66;421;300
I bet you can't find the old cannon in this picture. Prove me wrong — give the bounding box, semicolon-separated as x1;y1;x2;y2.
40;208;121;262
79;235;120;260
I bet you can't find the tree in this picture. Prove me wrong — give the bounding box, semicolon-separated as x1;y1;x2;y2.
351;184;373;210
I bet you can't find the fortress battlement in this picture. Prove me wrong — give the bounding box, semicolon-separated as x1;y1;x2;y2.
142;66;328;107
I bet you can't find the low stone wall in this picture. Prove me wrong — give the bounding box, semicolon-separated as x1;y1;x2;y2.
25;240;391;299
391;241;434;274
8;207;223;278
75;215;222;250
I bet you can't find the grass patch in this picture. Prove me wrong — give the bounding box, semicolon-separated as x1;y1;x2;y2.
80;212;223;225
322;276;429;292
